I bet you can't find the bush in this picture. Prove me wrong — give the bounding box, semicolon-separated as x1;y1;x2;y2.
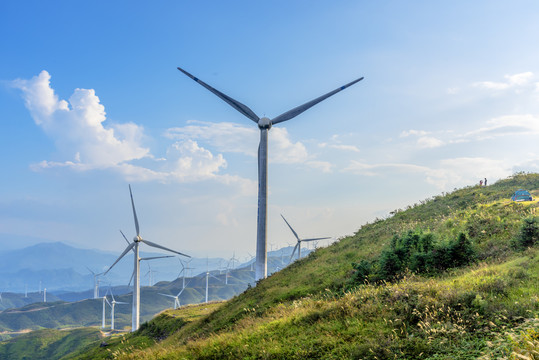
349;230;477;286
512;216;539;250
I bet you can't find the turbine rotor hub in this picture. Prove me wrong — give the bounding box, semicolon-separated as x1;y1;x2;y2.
258;117;272;130
134;236;142;242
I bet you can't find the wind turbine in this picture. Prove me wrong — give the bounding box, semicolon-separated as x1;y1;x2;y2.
281;214;331;262
145;263;156;287
87;267;103;299
159;280;191;310
120;229;174;288
104;184;190;332
177;67;363;281
177;258;193;290
101;291;108;329
109;291;128;331
204;258;222;303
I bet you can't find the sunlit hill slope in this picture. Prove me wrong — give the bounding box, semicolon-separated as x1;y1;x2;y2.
3;173;539;360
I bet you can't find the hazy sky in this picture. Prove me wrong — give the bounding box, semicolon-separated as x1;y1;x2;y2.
1;1;538;258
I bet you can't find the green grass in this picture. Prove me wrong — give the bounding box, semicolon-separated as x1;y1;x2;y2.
8;172;539;359
0;328;102;360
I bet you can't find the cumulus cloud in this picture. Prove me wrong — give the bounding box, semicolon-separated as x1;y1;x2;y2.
165;120;314;166
473;72;534;90
12;71;243;187
13;70;149;171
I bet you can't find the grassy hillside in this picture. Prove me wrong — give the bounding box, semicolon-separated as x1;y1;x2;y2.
8;173;539;359
0;328;102;360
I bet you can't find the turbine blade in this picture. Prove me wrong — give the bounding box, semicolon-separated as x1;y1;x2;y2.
177;67;260;123
116;301;129;304
86;266;95;275
271;77;364;125
128;269;135;287
140;239;191;258
104;242;135;275
289;243;299;262
119;229;134;250
140;255;174;261
159;293;176;299
129;185;140;237
105;297;111;306
280;214;300;242
301;237;331;242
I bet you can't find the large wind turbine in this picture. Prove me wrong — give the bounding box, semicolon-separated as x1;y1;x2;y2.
177;67;363;281
281;214;331;262
104;185;190;332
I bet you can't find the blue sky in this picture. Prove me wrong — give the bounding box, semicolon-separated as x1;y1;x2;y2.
1;1;538;259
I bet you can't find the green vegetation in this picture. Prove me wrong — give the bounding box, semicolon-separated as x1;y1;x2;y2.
0;328;101;360
5;172;539;359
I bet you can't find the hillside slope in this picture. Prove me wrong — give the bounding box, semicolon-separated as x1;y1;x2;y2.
7;173;539;359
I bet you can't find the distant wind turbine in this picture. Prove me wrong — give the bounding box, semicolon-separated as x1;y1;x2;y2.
159;280;191;310
281;214;330;262
177;67;363;281
177;258;193;290
204;258;222;303
104;185;190;332
108;291;128;331
87;267;103;299
101;292;108;329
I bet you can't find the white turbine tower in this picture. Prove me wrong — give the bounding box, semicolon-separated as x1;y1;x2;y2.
104;185;190;332
101;292;108;329
109;292;128;331
281;214;331;262
177;67;363;281
87;267;103;299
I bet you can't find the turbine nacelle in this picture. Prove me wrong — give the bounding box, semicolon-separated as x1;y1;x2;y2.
258;117;272;130
133;235;142;242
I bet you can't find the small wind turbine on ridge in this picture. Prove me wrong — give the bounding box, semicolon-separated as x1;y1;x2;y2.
159;279;191;310
177;67;363;281
108;290;128;330
104;184;190;332
281;214;331;262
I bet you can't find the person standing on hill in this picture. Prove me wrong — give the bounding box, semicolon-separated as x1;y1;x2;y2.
484;178;487;186
480;179;483;186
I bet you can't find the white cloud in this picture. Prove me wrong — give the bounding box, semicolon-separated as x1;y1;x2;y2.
13;71;150;170
164;140;227;182
12;71;251;188
343;157;510;190
417;136;444;148
399;129;429;138
319;143;360;152
473;72;534;90
165;121;310;165
461;114;539;140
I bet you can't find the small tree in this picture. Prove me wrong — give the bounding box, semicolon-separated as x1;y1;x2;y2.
514;216;539;250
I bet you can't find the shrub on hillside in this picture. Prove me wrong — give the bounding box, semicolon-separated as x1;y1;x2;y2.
348;230;476;287
512;216;539;250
